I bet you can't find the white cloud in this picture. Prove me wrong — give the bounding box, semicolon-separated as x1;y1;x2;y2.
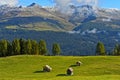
0;0;18;6
54;0;98;14
54;0;98;7
86;28;97;34
68;31;80;34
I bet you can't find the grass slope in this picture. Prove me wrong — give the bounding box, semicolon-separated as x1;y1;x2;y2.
0;56;120;80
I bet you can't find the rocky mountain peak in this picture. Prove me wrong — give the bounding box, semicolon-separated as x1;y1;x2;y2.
27;3;41;7
80;5;93;9
69;5;97;24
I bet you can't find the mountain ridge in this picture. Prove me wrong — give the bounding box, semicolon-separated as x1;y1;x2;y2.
0;4;120;55
0;4;74;31
0;4;120;31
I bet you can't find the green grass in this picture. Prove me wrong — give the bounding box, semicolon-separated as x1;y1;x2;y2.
0;55;120;80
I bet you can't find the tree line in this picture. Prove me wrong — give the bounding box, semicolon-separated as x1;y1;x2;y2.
0;39;120;57
96;42;120;56
0;39;61;57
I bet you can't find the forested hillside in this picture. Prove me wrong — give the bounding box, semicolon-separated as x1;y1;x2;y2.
0;29;120;56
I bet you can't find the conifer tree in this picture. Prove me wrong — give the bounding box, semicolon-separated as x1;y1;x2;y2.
0;40;8;57
52;43;61;56
96;42;106;55
19;38;26;54
31;40;39;55
39;40;47;55
12;39;21;55
113;44;120;55
7;41;12;56
25;39;32;55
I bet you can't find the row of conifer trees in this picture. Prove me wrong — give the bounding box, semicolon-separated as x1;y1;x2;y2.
96;42;120;56
0;39;61;57
0;39;120;57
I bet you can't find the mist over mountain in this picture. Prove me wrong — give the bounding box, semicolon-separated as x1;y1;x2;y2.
0;0;18;6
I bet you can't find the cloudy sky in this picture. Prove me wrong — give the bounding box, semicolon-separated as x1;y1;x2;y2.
0;0;120;9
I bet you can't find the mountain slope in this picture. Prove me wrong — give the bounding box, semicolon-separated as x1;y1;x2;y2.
1;4;120;31
0;4;120;55
0;4;74;31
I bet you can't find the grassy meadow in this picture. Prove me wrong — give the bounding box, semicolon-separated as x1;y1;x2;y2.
0;55;120;80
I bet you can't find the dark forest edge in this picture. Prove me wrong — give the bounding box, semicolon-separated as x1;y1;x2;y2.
0;39;61;57
0;39;120;57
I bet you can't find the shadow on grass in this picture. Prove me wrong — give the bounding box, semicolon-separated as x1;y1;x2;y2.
56;74;66;76
34;70;44;73
69;65;77;67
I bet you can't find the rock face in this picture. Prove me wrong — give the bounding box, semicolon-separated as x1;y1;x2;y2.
69;5;97;24
67;68;73;75
43;65;52;72
27;3;41;8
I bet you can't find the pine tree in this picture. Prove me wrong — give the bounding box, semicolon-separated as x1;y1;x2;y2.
31;40;39;55
12;39;21;55
25;39;32;55
96;42;106;55
7;41;12;56
113;44;120;55
19;38;26;54
52;43;61;56
39;40;47;55
0;40;8;57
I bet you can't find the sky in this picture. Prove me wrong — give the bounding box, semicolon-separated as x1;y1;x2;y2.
19;0;54;7
19;0;120;9
99;0;120;9
0;0;120;9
